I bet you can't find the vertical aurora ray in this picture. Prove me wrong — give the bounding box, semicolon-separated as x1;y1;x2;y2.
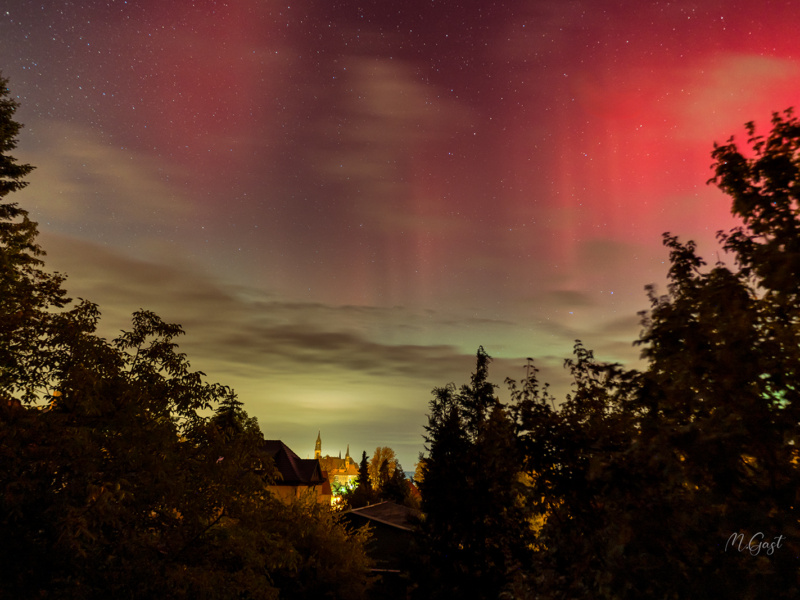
4;0;800;466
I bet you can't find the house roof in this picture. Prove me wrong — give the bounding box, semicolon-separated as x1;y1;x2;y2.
345;501;421;532
319;470;333;497
263;440;326;486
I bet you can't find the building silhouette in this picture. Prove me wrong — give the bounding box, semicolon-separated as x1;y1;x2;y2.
263;439;331;504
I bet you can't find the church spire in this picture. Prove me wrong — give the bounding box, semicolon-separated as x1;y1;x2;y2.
315;430;321;460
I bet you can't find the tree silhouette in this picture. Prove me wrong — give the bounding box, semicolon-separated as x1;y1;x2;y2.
415;347;533;599
417;111;800;599
0;73;372;600
0;74;70;402
522;111;800;599
341;450;377;509
368;445;397;491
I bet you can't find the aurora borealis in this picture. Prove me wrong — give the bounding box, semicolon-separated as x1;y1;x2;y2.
3;0;800;467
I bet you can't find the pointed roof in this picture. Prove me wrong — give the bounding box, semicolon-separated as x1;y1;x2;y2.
319;470;333;497
264;440;326;485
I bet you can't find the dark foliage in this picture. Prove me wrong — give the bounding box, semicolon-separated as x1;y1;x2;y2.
414;347;534;599
416;110;800;599
0;73;371;600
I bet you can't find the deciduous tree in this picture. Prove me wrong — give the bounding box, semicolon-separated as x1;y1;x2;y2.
417;111;800;599
368;446;397;491
0;73;372;600
519;110;800;599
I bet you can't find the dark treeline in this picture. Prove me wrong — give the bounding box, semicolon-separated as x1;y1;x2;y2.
411;110;800;599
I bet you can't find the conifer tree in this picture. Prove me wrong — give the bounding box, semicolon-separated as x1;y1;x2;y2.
358;449;371;491
415;347;532;599
341;450;376;509
0;73;71;402
380;460;409;505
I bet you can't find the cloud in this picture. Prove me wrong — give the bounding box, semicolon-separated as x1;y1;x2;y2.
37;231;481;378
19;120;192;246
670;54;800;142
36;232;489;465
34;230;650;466
545;289;596;308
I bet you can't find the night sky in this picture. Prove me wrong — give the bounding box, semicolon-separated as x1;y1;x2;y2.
3;0;799;468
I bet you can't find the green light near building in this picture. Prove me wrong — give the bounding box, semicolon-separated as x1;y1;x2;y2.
760;373;793;410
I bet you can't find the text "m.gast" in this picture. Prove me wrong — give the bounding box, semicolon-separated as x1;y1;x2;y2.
726;532;785;557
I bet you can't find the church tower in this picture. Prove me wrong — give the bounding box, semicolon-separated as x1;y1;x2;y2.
315;431;322;460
